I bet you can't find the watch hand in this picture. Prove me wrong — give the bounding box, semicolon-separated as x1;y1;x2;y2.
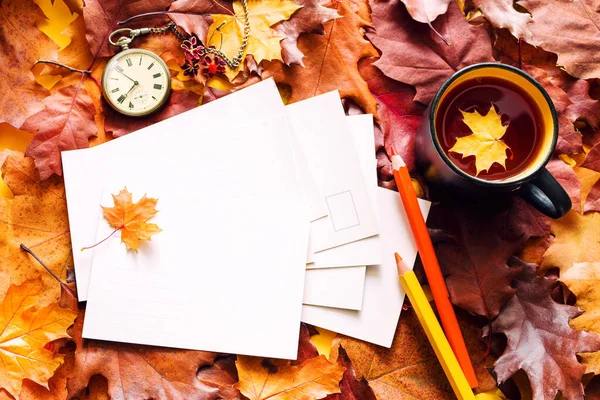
124;81;138;97
118;70;138;84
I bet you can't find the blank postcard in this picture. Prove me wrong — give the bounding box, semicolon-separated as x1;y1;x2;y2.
285;92;378;252
63;79;324;301
301;188;431;348
83;117;309;359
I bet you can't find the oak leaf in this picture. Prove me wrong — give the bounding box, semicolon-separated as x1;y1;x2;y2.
367;0;494;104
324;346;377;400
449;105;510;175
0;0;56;128
563;79;600;131
81;0;172;59
275;0;341;66
0;279;77;399
541;210;600;274
207;0;302;80
429;197;548;319
0;154;72;309
400;0;451;25
517;0;600;80
65;310;226;399
562;262;600;375
235;355;345;400
167;0;233;44
104;89;200;138
585;180;600;213
582;144;600;173
96;187;162;252
358;58;425;179
491;258;600;400
546;158;582;214
466;0;533;41
330;309;496;399
21;81;97;180
523;65;582;155
261;0;379;116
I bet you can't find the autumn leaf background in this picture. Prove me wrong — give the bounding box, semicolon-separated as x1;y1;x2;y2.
2;0;600;398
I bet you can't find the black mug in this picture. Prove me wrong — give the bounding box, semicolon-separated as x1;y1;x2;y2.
415;63;571;219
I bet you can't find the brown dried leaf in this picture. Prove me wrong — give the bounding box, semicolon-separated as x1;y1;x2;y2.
492;259;600;400
65;310;224;399
517;0;600;80
235;355;345;400
541;210;600;274
21;81;97;180
330;309;496;399
429;197;549;319
523;65;582;155
0;154;72;309
400;0;452;25
367;0;494;104
358;58;425;177
81;0;173;59
261;0;378;116
276;0;340;66
0;0;56;127
466;0;533;41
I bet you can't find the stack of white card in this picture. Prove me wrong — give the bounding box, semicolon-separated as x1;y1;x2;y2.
62;78;430;358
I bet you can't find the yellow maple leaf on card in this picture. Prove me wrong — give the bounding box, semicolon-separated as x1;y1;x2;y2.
0;279;77;398
207;0;302;80
449;104;511;175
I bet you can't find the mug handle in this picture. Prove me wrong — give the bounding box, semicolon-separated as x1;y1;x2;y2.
518;167;571;219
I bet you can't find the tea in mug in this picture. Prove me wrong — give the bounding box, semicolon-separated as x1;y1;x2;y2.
435;76;544;181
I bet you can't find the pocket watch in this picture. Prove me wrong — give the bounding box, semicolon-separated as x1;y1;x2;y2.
102;4;251;117
102;27;174;117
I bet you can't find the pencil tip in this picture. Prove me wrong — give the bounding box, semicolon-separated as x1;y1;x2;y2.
395;252;411;275
390;146;398;156
390;152;406;170
395;252;402;262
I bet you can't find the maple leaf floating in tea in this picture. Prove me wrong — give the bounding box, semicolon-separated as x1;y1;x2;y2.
83;187;162;252
0;279;78;399
449;104;511;176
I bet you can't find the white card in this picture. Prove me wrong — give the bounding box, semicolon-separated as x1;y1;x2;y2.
285;92;378;252
301;115;379;310
63;79;325;301
302;267;366;310
308;114;381;269
83;116;309;359
301;188;431;348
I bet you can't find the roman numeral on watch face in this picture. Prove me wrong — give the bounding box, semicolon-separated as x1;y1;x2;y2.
117;94;126;104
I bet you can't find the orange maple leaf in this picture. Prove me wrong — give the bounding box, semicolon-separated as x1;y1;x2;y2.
0;279;78;398
84;187;162;252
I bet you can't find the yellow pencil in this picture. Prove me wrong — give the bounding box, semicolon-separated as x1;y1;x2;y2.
395;252;475;400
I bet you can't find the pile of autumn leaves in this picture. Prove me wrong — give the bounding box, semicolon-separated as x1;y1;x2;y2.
2;0;600;399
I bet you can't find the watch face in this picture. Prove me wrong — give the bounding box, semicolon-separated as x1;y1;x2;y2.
102;49;171;116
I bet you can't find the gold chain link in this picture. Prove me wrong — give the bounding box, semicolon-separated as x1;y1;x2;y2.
111;0;250;70
203;0;250;69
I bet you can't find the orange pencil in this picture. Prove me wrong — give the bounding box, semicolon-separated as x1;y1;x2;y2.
391;148;478;388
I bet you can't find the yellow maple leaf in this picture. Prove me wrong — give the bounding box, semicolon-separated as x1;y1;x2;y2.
0;279;78;398
207;0;302;80
34;0;78;50
85;187;162;252
235;355;344;399
561;262;600;375
449;104;511;175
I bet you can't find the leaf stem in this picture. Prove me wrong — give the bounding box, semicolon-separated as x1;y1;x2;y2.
20;244;77;299
80;225;124;251
35;60;92;75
